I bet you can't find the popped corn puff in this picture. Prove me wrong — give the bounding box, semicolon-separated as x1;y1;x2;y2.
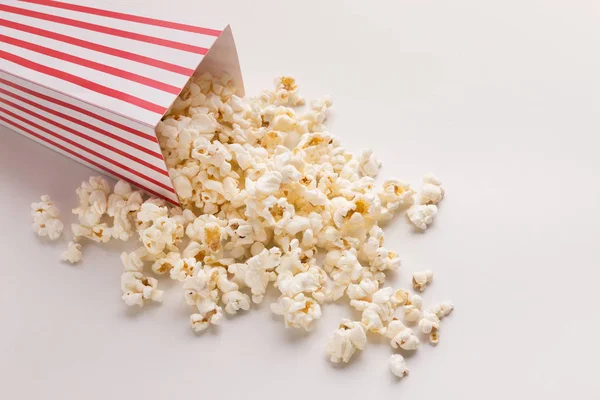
31;195;63;240
407;204;438;230
412;270;434;292
389;354;409;378
327;319;367;363
419;301;454;344
60;241;82;264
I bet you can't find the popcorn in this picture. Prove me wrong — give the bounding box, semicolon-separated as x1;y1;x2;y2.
326;319;367;363
390;289;411;307
347;278;379;301
273;76;305;106
31;195;61;221
72;176;110;227
222;290;251;314
121;271;164;306
270;293;322;330
170;257;201;282
31;195;63;240
271;243;329;327
419;174;445;205
44;73;453;378
348;283;406;334
186;215;226;245
137;202;168;229
300;97;332;132
403;293;423;322
430;301;454;319
169;168;194;200
71;223;113;243
419;302;454;344
412;270;433;292
406;204;438;230
378;180;414;212
418;311;441;344
389;354;409;378
60;241;82;264
191;310;222;332
183;271;224;332
229;248;280;304
151;251;181;275
357;149;382;178
405;175;444;230
276;270;322;298
121;247;147;272
254;171;283;197
109;188;143;241
328;249;365;300
34;217;64;240
359;226;401;274
138;205;183;255
183;271;211;304
418;311;440;334
384;319;420;350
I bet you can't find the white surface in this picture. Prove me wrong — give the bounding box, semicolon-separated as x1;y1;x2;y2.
1;0;599;398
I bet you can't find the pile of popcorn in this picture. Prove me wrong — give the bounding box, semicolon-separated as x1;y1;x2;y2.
31;74;453;378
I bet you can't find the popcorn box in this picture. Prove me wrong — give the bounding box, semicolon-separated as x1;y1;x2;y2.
0;0;244;204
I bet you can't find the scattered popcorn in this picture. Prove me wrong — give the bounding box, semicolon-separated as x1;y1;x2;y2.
384;319;420;350
403;293;423;322
419;174;445;205
230;247;280;304
170;257;201;282
191;310;222;332
389;354;409;378
379;180;414;209
412;270;433;292
270;292;322;330
60;241;82;264
349;283;400;334
121;271;164;307
430;301;454;319
222;290;251;314
72;176;110;227
40;73;453;378
406;204;438;230
31;195;63;240
405;174;445;230
183;270;223;332
121;247;147;273
31;195;60;221
418;311;441;344
263;76;305;106
419;301;454;344
357;148;382;178
326;319;367;363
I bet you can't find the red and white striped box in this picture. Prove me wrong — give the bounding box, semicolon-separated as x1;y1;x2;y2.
0;0;244;204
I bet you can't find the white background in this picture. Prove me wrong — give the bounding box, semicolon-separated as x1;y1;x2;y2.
1;0;599;398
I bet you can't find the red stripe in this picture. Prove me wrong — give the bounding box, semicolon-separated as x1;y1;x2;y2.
0;19;194;76
0;34;180;94
0;96;169;177
0;4;209;54
0;86;162;159
0;50;166;114
0;76;157;143
0;107;176;195
0;115;177;204
20;0;222;37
